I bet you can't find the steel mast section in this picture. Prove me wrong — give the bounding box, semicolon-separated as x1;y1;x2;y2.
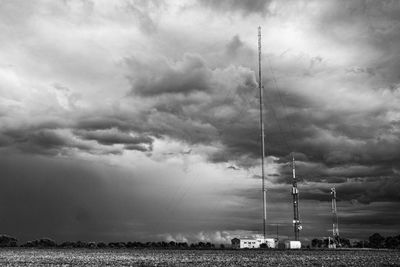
258;26;267;240
331;187;340;247
291;154;301;240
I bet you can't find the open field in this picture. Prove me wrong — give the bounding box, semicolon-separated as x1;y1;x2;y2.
0;248;399;266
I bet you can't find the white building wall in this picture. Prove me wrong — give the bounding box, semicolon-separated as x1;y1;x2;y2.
240;239;258;248
285;240;301;249
237;238;276;249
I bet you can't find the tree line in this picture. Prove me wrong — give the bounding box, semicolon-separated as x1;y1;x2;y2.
1;233;399;249
311;233;400;249
0;235;218;249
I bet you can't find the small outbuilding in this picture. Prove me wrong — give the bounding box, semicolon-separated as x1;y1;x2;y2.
285;240;301;249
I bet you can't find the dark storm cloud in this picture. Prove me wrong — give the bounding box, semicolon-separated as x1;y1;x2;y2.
2;129;76;155
76;117;132;132
129;54;212;96
124;144;149;152
339;202;400;227
317;0;400;41
295;174;398;204
74;127;154;152
289;175;400;205
0;127;123;156
334;177;400;204
198;0;272;16
298;189;331;202
262;88;382;164
315;0;400;84
254;70;400;202
248;0;400;186
20;130;72;154
124;42;400;210
75;129;153;147
143;110;219;145
277;160;395;184
126;52;262;157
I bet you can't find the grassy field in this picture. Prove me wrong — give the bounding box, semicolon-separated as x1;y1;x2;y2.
0;248;399;266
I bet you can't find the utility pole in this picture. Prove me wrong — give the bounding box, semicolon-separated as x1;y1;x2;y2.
331;187;340;247
292;154;301;240
258;26;267;240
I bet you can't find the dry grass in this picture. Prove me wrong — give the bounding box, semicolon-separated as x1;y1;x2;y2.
0;248;399;266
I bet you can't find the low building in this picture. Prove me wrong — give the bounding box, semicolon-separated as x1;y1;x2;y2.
231;238;276;249
285;240;301;249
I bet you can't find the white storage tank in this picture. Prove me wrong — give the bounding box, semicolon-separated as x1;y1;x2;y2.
285;240;301;249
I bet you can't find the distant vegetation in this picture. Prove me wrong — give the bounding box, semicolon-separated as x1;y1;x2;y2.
0;235;17;247
0;234;217;249
1;233;399;249
311;233;400;249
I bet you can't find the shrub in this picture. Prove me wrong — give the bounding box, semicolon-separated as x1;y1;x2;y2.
0;235;17;247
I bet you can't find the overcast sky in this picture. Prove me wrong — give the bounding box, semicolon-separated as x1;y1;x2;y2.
1;0;400;244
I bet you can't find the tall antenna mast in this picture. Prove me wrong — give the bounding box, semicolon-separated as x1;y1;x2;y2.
331;187;340;247
258;26;267;240
291;154;301;240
